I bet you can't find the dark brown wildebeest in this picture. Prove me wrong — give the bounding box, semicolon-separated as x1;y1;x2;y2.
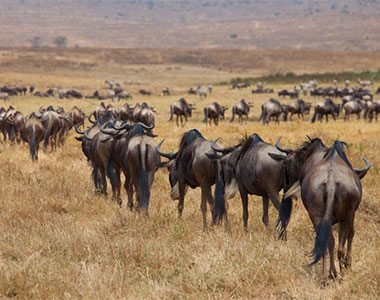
139;89;151;96
169;98;195;127
157;129;223;229
208;134;285;230
105;122;160;211
187;87;197;95
2;106;17;142
203;102;228;126
269;138;371;283
10;111;25;144
162;87;170;96
56;108;74;146
278;89;298;99
230;99;253;123
286;99;312;120
366;100;380;121
259;99;288;124
119;103;134;121
88;102;107;123
20;113;45;160
68;106;85;127
311;98;340;123
343;99;363;121
133;102;156;126
39;106;63;150
0;107;7;140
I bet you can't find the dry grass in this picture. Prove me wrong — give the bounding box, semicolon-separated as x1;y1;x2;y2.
0;54;380;299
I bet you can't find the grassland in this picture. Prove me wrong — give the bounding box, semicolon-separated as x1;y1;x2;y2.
0;48;379;299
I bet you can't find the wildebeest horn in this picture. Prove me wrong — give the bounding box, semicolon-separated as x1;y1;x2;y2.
211;141;234;154
156;140;176;160
136;122;155;131
39;106;45;113
84;130;92;141
275;137;291;154
112;122;133;131
306;135;312;141
354;157;371;179
88;113;96;124
74;124;85;135
100;122;119;136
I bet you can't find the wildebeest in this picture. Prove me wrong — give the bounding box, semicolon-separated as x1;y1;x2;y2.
133;102;156;127
366;100;380;121
162;87;170;96
0;92;10;102
269;138;371;283
259;99;288;124
40;106;63;150
232;82;250;89
343;99;363;121
311;98;340;123
230;99;253;123
203;102;228;126
286;99;312;120
168;98;195;127
209;134;285;230
278;89;299;99
68;106;85;127
1;106;17;142
105;122;160;211
357;79;373;89
157;129;223;229
139;89;151;96
20;113;45;160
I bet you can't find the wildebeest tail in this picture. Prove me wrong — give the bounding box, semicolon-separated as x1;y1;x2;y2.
213;161;226;224
203;107;208;124
259;104;266;123
9;125;15;142
138;143;150;211
229;108;235;123
311;108;318;123
168;105;173;122
310;175;335;265
277;196;292;240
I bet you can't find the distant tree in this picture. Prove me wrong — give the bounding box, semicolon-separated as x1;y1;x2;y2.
30;36;42;48
53;36;68;48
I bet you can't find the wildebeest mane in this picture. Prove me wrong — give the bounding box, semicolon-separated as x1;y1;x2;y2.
324;140;352;167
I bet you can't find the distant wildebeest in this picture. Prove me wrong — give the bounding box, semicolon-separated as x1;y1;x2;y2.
1;106;17;142
116;91;132;101
286;99;312;120
196;86;209;99
68;106;85;128
357;79;373;89
139;89;151;96
157;129;223;229
20;113;45;160
0;93;10;102
168;98;195;127
343;99;363;121
133;102;156;127
208;134;285;230
366;100;380;121
230;99;253;123
40;106;63;150
269;138;371;283
203;102;228;126
278;89;298;99
162;87;170;96
232;82;250;89
259;99;288;124
311;98;340;123
119;103;134;121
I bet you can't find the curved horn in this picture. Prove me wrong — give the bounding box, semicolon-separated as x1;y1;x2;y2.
112;121;133;131
88;112;96;124
156;140;176;160
84;130;92;141
306;135;312;141
211;141;235;154
275;137;291;154
74;124;85;135
39;106;45;113
100;122;119;136
354;157;371;179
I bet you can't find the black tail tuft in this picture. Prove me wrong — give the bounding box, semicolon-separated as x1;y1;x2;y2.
276;197;292;240
213;162;226;224
309;219;332;266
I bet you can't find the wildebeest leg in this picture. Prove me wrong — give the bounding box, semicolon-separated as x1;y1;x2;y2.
262;196;269;227
345;222;355;268
99;167;107;196
184;114;188;126
338;222;348;271
328;233;337;279
124;177;134;210
176;115;179;127
180;115;183;127
239;186;249;231
178;182;186;218
200;188;209;229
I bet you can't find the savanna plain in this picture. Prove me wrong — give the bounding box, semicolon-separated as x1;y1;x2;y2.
0;48;379;299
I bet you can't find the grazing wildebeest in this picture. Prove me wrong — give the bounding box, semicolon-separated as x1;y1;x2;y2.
139;89;151;96
232;82;250;89
278;89;298;99
0;93;10;102
259;99;288;124
203;102;228;126
157;129;223;229
311;98;340;123
366;100;380;121
162;87;170;96
343;99;363;121
230;99;253;123
187;87;197;95
116;91;132;101
196;86;209;99
269;138;371;283
287;99;312;120
168;98;195;127
20;113;45;160
208;134;284;230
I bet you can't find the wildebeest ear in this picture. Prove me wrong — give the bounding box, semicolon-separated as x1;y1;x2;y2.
156;161;169;168
206;152;223;160
268;153;286;161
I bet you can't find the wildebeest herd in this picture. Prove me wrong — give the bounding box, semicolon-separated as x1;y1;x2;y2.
0;78;377;285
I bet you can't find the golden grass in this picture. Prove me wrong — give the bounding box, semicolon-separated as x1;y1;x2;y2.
0;61;379;299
